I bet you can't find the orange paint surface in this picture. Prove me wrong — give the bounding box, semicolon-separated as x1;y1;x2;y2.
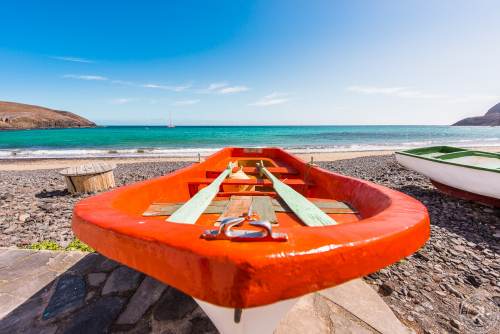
72;147;430;308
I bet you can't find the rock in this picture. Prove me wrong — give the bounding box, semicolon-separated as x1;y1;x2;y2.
0;100;96;130
101;266;143;295
87;273;107;287
153;287;198;321
452;102;500;126
450;319;461;329
61;296;126;334
379;282;395;296
465;274;482;288
42;274;86;320
116;276;167;325
414;305;425;313
18;213;30;222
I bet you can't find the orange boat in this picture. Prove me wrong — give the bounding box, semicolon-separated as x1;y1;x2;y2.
72;147;429;333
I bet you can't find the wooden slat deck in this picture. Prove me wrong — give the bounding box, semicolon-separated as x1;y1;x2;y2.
217;196;253;222
143;198;357;217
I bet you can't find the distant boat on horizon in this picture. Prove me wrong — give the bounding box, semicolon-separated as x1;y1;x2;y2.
168;112;175;128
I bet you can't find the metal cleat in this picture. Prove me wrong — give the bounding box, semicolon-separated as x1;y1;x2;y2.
201;216;287;242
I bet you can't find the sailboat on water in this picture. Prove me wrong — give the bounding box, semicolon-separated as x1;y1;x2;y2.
168;112;175;128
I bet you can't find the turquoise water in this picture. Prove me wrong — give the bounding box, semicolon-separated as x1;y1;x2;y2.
0;126;499;158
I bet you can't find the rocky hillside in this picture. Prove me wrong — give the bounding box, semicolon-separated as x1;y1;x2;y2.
452;102;500;126
0;101;96;130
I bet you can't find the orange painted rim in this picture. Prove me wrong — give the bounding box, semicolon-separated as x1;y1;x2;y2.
72;147;430;308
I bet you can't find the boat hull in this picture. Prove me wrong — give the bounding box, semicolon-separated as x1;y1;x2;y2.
431;180;500;207
195;297;298;334
72;147;429;309
396;153;500;206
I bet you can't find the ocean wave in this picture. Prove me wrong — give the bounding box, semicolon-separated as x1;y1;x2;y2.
1;140;499;159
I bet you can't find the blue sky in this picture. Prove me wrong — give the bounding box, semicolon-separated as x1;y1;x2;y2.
1;0;499;125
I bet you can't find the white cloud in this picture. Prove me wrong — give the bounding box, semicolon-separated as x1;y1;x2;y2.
109;98;134;105
250;92;290;107
207;82;228;91
51;56;94;63
63;74;108;81
172;99;200;106
218;86;250;94
142;83;191;92
346;85;447;99
200;82;249;94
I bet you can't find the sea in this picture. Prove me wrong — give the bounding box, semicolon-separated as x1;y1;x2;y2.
0;125;499;159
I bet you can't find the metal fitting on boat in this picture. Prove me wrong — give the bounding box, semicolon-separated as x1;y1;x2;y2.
201;215;288;242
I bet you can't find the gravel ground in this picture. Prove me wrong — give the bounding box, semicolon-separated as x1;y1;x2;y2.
319;156;500;334
0;161;191;248
1;156;499;333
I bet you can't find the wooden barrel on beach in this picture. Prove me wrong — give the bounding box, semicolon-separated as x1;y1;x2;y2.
59;162;116;193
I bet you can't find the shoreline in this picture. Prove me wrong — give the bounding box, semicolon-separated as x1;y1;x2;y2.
0;146;498;171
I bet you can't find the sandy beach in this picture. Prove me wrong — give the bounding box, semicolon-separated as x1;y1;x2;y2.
1;152;498;333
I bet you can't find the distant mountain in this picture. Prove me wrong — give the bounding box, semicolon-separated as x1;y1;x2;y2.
452;102;500;126
0;101;96;130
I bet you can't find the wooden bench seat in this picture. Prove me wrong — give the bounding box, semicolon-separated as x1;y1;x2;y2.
188;178;311;186
206;166;299;177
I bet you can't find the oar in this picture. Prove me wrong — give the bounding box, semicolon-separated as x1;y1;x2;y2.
167;162;237;224
257;162;338;226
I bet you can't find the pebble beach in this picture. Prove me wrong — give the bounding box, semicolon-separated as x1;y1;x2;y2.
0;154;499;333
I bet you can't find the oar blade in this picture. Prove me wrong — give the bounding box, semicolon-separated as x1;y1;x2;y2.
259;163;337;227
167;162;236;224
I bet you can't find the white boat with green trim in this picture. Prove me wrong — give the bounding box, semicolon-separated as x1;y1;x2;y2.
395;146;500;207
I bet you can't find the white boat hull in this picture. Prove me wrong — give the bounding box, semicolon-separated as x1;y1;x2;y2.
395;153;500;200
194;297;298;334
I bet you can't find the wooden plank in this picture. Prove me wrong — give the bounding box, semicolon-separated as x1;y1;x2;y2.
206;166;298;176
258;163;338;226
188;178;311;186
167;162;236;224
252;196;277;223
143;200;228;216
271;199;357;214
143;198;356;216
217;196;253;222
216;191;277;197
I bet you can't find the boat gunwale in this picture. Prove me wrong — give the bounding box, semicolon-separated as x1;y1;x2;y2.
396;146;500;174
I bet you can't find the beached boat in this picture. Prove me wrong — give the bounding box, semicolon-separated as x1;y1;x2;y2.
72;147;429;334
396;146;500;207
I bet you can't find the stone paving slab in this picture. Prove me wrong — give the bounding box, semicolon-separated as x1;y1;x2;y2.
0;247;413;333
319;278;413;334
0;248;86;318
